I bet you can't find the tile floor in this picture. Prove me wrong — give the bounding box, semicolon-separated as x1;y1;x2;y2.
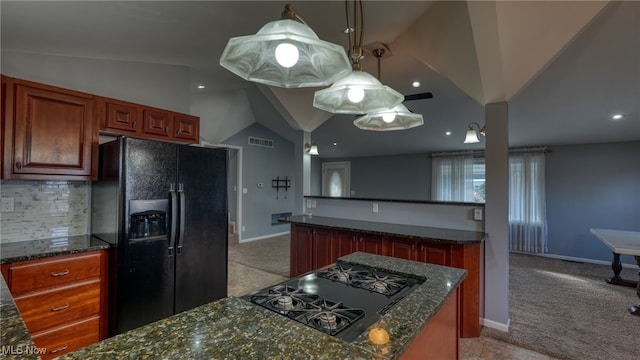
227;236;556;360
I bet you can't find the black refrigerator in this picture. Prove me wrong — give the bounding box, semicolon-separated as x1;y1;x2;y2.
91;137;228;335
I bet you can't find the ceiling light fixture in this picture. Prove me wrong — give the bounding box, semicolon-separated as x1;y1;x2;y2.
464;122;486;144
312;1;404;114
612;114;623;120
304;143;319;155
197;85;206;89
219;4;351;88
412;81;421;88
353;48;424;131
445;131;452;136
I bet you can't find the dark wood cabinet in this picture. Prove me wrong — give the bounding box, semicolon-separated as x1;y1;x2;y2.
289;222;483;338
97;96;199;144
332;230;357;259
2;76;97;180
142;109;172;138
173;113;200;142
1;250;108;359
290;225;314;276
386;237;418;261
312;227;334;270
356;233;384;254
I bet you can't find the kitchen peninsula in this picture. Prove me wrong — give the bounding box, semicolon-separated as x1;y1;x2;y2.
282;214;485;338
55;252;465;359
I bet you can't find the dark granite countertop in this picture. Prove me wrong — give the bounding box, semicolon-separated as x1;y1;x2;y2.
0;276;40;359
280;215;486;244
60;252;466;360
0;235;110;264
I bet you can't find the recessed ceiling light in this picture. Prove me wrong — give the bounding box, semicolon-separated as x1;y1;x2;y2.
611;114;623;120
445;131;452;136
412;81;420;88
197;85;206;89
332;142;338;146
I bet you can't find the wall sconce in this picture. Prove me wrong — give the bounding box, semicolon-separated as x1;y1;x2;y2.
464;122;486;144
304;143;319;156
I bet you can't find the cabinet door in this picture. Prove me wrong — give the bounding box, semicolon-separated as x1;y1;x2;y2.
386;237;418;261
332;230;356;259
417;243;451;266
11;84;95;178
312;228;333;269
142;109;172;138
101;98;140;134
173;113;200;143
290;225;313;277
357;233;384;255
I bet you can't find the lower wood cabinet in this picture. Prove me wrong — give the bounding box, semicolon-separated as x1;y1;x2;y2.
289;224;483;338
1;250;108;359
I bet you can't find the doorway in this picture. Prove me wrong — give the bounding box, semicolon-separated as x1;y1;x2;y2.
322;161;351;197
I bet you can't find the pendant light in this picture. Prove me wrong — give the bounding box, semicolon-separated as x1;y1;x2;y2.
354;48;424;131
312;0;404;114
219;4;351;88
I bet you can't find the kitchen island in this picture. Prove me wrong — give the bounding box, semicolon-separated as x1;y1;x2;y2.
281;215;484;338
58;252;466;359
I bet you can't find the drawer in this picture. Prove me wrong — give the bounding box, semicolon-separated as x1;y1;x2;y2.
15;279;101;333
32;315;100;360
8;252;102;295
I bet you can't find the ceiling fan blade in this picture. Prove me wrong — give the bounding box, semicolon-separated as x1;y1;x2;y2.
404;92;433;101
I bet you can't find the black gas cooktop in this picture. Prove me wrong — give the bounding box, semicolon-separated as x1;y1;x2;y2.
243;262;424;342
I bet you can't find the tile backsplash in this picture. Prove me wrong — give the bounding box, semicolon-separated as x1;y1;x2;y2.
0;180;89;243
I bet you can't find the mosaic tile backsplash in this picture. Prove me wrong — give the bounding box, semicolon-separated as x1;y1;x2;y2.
0;180;89;243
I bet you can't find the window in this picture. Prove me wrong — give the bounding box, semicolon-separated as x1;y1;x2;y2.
432;150;547;253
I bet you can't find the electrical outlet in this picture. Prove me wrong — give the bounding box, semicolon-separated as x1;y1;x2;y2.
311;200;317;208
242;225;246;232
306;199;312;208
473;208;483;221
1;197;15;212
372;203;378;213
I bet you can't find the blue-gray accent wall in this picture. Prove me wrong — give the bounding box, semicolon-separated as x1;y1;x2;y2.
310;141;640;264
546;141;640;264
222;123;295;241
312;154;431;200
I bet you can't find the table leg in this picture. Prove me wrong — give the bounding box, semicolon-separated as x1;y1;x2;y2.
607;252;638;287
629;256;640;316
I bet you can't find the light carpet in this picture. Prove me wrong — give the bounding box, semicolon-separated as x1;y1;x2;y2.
483;253;640;360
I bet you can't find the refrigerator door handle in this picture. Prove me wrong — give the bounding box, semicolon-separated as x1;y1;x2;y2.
177;183;186;255
169;183;178;256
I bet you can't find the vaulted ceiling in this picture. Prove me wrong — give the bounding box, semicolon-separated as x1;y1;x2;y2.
2;1;638;157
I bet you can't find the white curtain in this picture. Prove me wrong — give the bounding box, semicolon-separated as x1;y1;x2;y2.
509;151;548;253
431;153;474;202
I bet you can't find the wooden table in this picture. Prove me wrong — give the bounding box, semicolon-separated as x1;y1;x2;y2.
590;228;640;315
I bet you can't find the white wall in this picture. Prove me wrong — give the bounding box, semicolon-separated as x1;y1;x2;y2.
190;90;255;145
1;50;191;112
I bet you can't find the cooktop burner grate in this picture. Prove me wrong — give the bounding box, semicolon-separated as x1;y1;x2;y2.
317;265;410;296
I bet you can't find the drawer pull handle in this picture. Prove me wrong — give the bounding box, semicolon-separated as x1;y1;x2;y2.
51;303;69;312
50;344;69;354
50;270;70;277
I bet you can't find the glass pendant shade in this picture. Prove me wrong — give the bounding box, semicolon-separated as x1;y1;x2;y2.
354;104;424;131
219;19;351;88
313;70;405;114
464;128;480;143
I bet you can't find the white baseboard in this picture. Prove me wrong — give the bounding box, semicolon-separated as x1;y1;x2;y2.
239;231;290;244
512;251;637;268
482;317;510;332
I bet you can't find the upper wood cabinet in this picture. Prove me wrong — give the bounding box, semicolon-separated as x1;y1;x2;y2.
1;76;97;180
97;96;199;144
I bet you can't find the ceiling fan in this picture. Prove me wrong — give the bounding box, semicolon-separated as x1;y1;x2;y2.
371;46;434;103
